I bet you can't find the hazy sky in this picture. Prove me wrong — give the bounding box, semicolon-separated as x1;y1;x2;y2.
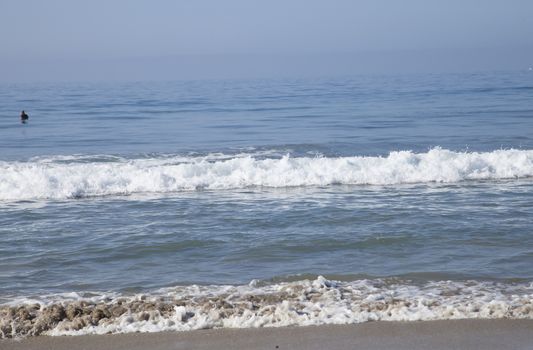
1;0;532;81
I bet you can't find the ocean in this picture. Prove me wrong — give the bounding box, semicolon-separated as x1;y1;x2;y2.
0;71;532;337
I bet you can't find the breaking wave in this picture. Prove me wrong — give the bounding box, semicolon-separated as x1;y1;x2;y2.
1;148;532;201
1;276;532;338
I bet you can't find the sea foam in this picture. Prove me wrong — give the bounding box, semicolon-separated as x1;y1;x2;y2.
1;277;532;338
1;148;532;201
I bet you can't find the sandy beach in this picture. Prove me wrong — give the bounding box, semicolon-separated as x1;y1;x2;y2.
2;319;532;350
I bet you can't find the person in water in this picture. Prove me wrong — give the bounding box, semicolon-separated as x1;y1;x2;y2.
20;110;29;123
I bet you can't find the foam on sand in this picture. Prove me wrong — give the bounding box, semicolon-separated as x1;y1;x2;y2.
1;148;532;201
1;277;532;338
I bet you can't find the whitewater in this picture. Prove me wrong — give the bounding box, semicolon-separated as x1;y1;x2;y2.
2;276;533;338
1;148;532;201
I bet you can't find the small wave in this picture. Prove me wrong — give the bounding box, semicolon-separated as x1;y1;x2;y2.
1;277;532;338
1;148;532;201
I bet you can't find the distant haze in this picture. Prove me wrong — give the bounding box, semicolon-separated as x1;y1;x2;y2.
1;0;532;82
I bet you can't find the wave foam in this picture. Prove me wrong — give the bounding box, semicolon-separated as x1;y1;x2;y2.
1;148;532;201
1;277;532;338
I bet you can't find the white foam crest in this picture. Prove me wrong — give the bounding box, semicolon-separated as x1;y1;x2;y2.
1;148;532;201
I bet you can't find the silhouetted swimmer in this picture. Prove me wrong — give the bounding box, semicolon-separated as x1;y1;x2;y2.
20;110;29;124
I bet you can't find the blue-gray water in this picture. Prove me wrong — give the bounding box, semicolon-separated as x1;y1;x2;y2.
1;72;532;327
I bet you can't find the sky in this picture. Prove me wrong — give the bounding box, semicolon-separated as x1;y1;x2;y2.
1;0;532;82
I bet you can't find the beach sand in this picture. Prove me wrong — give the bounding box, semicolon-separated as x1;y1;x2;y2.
2;319;532;350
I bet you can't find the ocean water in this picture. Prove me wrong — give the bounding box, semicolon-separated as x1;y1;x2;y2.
1;71;533;337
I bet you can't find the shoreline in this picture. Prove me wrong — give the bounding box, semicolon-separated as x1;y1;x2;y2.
2;319;533;350
3;276;532;338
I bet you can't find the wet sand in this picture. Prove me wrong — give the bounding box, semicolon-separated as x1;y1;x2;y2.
2;319;532;350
